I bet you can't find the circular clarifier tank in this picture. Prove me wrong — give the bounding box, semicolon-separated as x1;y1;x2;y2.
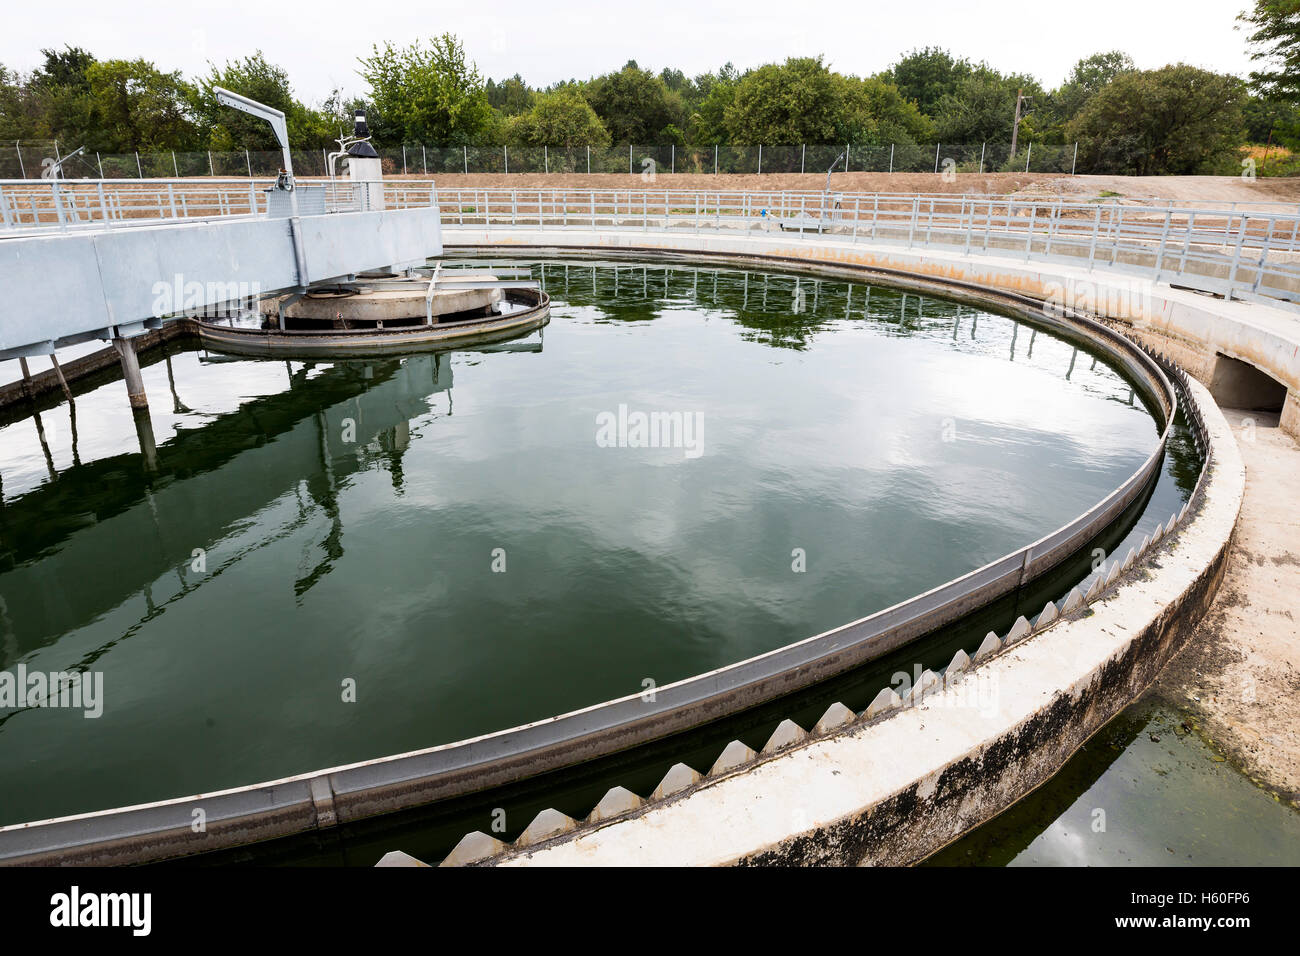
0;258;1191;827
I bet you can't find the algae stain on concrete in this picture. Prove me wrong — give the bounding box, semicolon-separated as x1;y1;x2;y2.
926;699;1300;866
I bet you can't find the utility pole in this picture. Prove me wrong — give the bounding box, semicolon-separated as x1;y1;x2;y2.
1010;88;1026;160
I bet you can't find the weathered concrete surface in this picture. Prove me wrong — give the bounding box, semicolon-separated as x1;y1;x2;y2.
495;376;1243;866
1147;407;1300;807
444;226;1300;437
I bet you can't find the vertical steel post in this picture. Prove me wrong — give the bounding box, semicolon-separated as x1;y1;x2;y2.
889;144;894;174
1253;218;1274;294
113;335;149;409
1154;209;1172;277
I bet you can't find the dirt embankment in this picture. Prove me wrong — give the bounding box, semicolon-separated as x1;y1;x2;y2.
399;171;1300;205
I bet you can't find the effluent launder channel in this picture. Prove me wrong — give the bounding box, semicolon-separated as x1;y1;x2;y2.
1;255;1292;865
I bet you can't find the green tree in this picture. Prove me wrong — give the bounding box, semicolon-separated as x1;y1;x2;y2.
1068;65;1248;174
840;75;934;145
27;47;99;148
1240;0;1300;103
724;57;844;143
195;52;295;149
487;74;533;116
933;69;1044;144
1055;51;1135;120
504;88;609;146
689;64;739;143
1240;0;1300;148
882;47;972;118
0;65;41;141
584;62;681;142
359;34;494;144
85;59;198;150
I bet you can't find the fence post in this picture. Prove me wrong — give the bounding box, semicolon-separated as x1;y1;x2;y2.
15;142;24;179
423;145;427;175
464;145;468;175
715;144;718;175
544;145;548;174
889;144;894;174
1088;205;1101;267
801;144;805;174
245;149;251;178
171;151;178;177
587;145;591;174
845;143;850;172
1252;217;1274;294
402;145;407;175
1071;142;1078;176
934;143;940;174
1154;209;1172;277
979;143;985;174
758;144;762;174
1226;217;1248;300
503;146;508;174
98;152;105;178
137;151;144;178
629;144;633;175
671;144;675;174
1024;143;1032;173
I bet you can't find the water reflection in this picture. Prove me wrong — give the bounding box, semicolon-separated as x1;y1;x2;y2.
0;259;1180;827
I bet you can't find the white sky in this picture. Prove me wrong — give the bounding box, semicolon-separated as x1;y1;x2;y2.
1;0;1258;104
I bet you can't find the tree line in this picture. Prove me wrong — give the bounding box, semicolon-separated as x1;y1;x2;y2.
3;2;1298;177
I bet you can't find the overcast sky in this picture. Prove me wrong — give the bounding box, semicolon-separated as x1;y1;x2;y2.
2;0;1259;103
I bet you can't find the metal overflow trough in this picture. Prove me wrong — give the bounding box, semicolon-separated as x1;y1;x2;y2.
0;265;1186;865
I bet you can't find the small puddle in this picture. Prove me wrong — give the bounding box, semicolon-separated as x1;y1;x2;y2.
927;698;1300;866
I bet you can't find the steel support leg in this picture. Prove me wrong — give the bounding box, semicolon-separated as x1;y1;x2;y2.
113;336;149;409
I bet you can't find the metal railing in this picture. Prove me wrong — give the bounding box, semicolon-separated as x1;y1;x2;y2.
417;185;1300;311
6;178;1300;312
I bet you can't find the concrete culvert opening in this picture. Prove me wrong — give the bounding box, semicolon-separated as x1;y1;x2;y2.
1209;353;1288;413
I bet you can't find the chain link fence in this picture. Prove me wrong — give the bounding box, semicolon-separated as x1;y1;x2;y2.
2;140;1085;180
